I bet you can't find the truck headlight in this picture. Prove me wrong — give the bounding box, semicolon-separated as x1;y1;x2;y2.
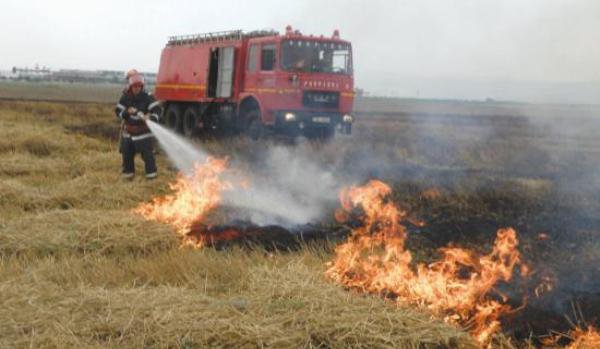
343;114;353;123
284;112;297;122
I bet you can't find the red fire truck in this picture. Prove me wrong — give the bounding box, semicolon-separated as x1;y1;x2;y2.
154;26;354;139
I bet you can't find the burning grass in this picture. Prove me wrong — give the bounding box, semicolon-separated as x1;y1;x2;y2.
0;100;476;348
134;157;233;247
2;99;600;348
325;180;523;345
566;327;600;349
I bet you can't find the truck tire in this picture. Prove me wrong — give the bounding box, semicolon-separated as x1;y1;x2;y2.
165;104;182;134
246;110;264;140
182;106;199;137
306;126;334;141
322;126;335;141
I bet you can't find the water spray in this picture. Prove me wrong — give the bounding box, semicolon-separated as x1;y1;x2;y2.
143;120;338;227
145;120;208;174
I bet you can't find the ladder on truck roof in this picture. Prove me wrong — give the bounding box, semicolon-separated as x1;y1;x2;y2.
167;29;278;46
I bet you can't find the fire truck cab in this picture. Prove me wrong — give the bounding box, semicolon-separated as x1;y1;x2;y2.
154;26;354;139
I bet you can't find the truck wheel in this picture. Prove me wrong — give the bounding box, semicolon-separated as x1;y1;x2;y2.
323;127;335;141
165;104;182;134
306;127;334;142
245;110;264;140
248;119;265;140
182;106;198;138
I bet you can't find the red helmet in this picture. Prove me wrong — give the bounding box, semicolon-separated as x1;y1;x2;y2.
128;73;145;88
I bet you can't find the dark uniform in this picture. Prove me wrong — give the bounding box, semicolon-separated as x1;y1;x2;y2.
114;90;162;178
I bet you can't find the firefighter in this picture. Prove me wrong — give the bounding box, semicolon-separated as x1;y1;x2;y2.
114;73;162;179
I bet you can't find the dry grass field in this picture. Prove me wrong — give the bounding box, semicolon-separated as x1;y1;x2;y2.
3;80;599;119
0;81;122;104
0;100;476;348
1;82;600;348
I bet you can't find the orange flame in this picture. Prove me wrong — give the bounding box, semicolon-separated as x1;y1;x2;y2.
133;157;232;247
566;326;600;349
325;180;522;345
545;326;600;348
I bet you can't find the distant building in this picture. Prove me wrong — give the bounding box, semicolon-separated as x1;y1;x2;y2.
52;69;121;83
7;66;156;85
12;66;52;80
0;70;17;79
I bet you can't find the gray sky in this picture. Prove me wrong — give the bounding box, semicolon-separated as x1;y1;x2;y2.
2;0;600;102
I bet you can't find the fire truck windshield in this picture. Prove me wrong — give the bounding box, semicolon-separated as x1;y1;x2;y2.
281;40;352;75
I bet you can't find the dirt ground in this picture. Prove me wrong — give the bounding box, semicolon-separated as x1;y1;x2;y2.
1;85;599;347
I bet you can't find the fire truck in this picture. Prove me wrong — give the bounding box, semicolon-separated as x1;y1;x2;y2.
154;26;354;139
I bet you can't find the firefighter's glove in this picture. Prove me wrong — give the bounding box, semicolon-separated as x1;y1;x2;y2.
127;107;138;115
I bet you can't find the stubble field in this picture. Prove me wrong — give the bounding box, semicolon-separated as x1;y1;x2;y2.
1;82;599;348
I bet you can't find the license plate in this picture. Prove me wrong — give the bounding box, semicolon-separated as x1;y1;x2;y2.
312;116;330;123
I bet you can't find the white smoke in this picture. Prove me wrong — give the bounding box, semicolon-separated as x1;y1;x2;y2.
224;144;341;226
146;120;342;227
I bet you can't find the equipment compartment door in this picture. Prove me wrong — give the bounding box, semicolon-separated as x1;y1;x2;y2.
216;46;235;98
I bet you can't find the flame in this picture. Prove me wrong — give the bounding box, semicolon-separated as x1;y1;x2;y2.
325;180;522;345
133;157;232;247
567;326;600;349
545;326;600;348
133;162;592;346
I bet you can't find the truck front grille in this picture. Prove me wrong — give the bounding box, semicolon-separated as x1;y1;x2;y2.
302;91;340;109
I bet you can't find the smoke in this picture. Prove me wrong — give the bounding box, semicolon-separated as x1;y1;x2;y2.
224;143;342;226
146;120;344;227
148;108;600;324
